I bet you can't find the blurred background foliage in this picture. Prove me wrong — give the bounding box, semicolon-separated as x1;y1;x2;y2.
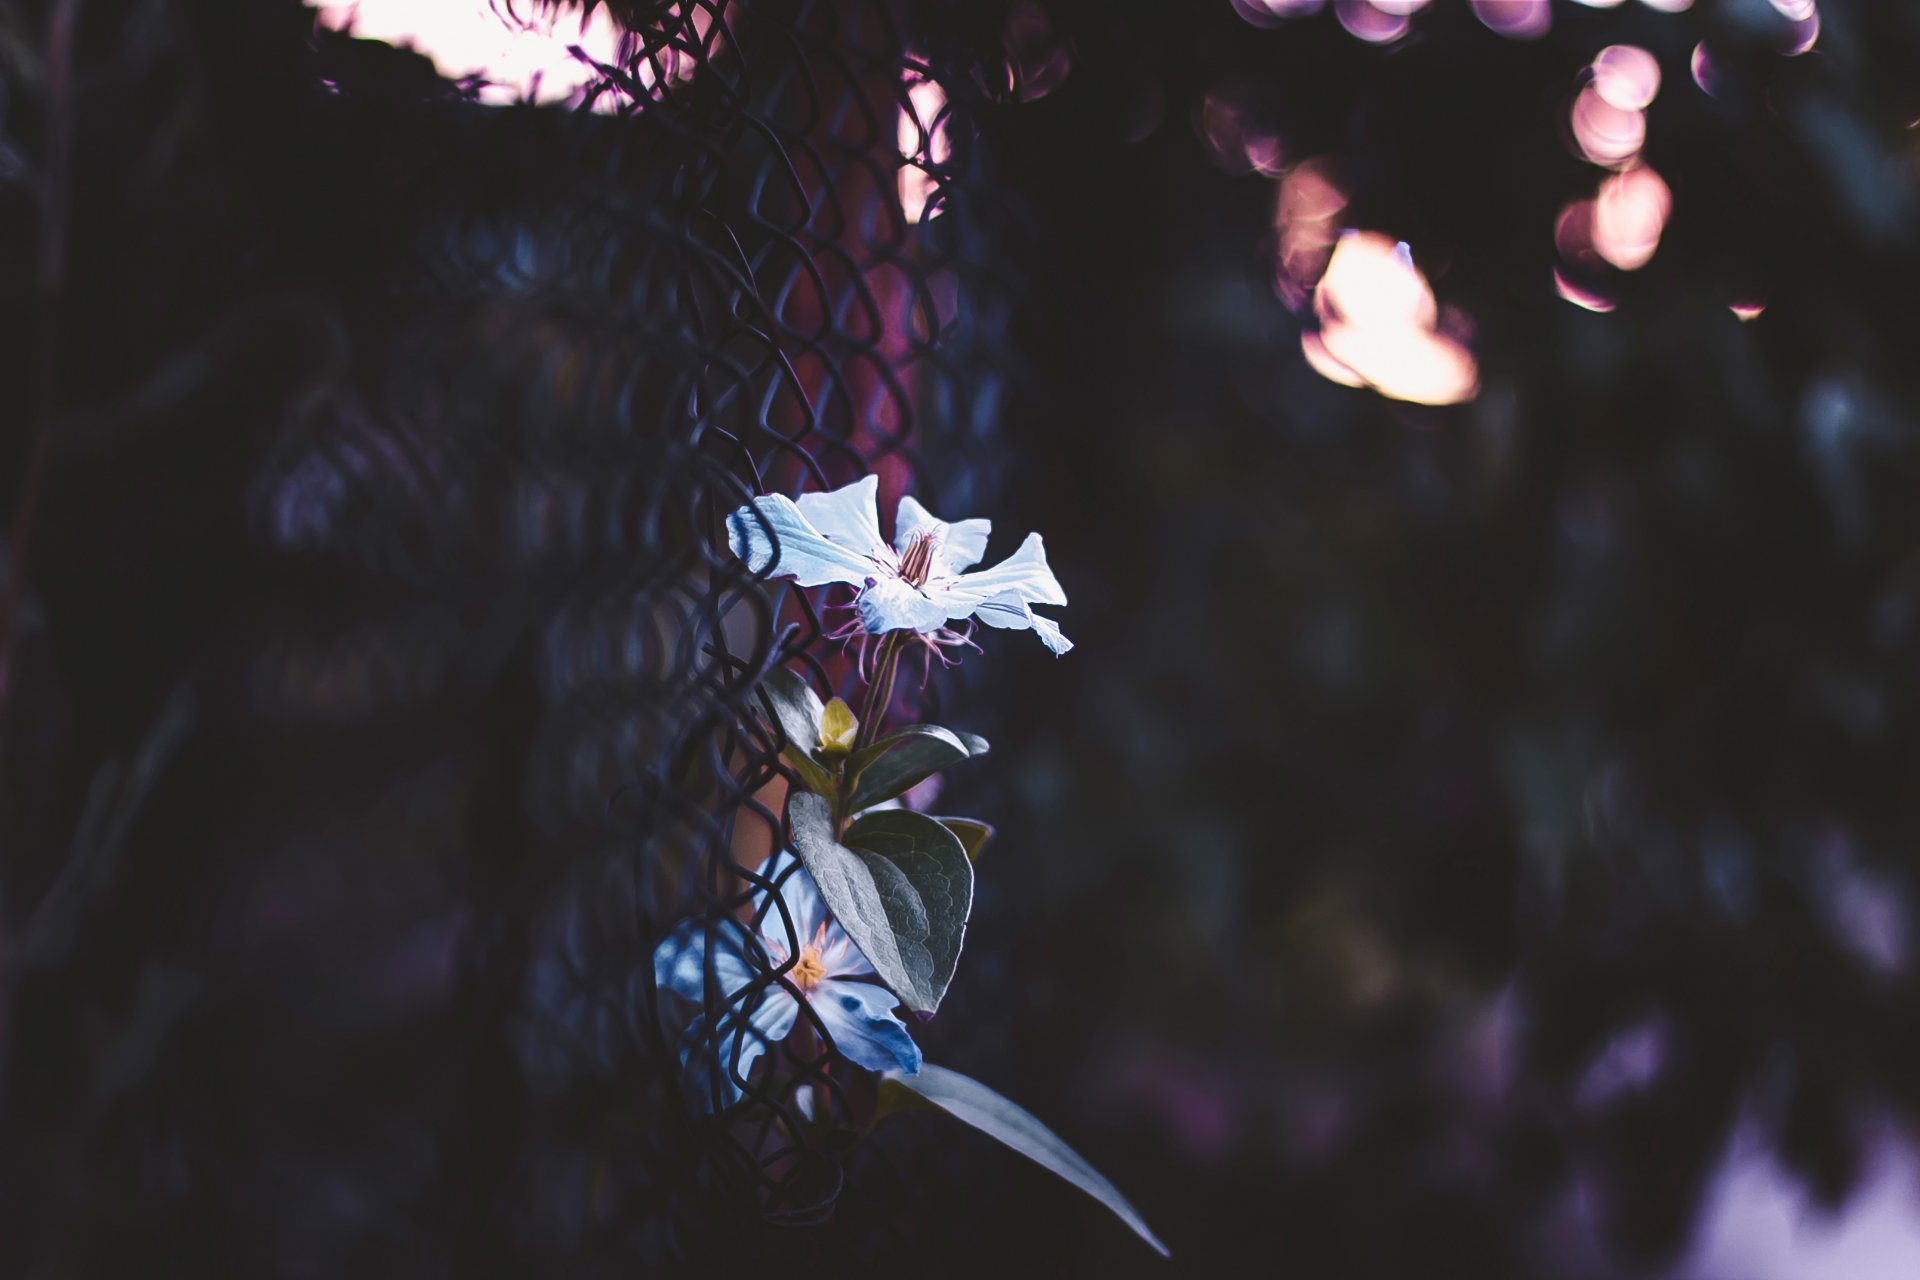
6;0;1920;1276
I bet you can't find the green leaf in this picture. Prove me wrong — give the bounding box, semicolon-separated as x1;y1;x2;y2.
758;665;824;747
756;666;833;796
884;1064;1170;1258
783;751;835;799
845;724;989;813
845;723;964;779
934;817;994;862
787;792;972;1011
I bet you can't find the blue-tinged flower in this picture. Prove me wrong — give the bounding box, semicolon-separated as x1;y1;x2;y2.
653;852;922;1109
726;476;1072;656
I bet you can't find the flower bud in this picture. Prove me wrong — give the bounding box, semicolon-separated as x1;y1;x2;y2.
818;697;859;758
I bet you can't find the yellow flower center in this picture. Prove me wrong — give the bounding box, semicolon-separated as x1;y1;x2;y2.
790;943;827;992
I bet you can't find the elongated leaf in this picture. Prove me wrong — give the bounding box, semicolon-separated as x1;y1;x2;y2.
871;1073;939;1129
885;1064;1170;1258
788;792;971;1011
845;723;965;779
846;724;989;812
934;817;994;862
757;666;833;795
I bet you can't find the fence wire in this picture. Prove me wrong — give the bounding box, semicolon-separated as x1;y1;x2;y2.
2;0;1031;1272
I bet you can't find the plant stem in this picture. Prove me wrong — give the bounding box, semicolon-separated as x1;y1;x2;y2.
836;634;904;831
853;631;905;755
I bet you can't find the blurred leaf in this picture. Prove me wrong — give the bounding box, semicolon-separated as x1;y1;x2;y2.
934;817;994;862
788;792;971;1011
846;724;988;812
882;1063;1170;1258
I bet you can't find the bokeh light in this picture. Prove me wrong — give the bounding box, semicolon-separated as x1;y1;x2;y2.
310;0;720;110
1772;0;1821;57
1732;300;1767;321
1554;197;1616;310
1555;198;1601;267
1592;45;1661;112
1471;0;1551;41
1691;42;1721;97
1320;233;1434;329
1230;0;1327;25
1336;0;1414;45
1555;267;1617;312
1570;44;1661;175
1301;332;1370;388
1275;160;1350;308
312;0;623;107
1592;164;1671;271
898;67;952;224
1199;88;1288;176
1783;15;1820;55
1677;1118;1920;1280
1571;86;1648;168
1305;232;1478;405
994;0;1073;103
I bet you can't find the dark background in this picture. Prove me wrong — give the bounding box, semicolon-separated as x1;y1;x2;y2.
6;0;1920;1276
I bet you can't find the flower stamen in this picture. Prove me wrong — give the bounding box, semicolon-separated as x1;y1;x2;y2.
897;531;937;588
788;922;831;992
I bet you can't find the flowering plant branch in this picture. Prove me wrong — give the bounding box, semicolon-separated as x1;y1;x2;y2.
653;479;1166;1257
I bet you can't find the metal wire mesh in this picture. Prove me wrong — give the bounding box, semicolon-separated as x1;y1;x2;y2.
282;0;1021;1264
3;0;1027;1271
389;2;1026;1262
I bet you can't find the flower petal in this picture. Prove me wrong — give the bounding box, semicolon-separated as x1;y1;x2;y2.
812;978;923;1075
1028;612;1073;656
794;476;885;553
894;495;992;576
753;850;828;948
728;494;876;588
653;917;757;1003
748;981;803;1043
819;917;877;980
971;593;1074;655
857;577;952;635
657;912;803;1110
952;532;1067;608
678;986;800;1110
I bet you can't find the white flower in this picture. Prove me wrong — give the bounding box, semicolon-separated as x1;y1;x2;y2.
653;852;921;1109
726;476;1071;655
